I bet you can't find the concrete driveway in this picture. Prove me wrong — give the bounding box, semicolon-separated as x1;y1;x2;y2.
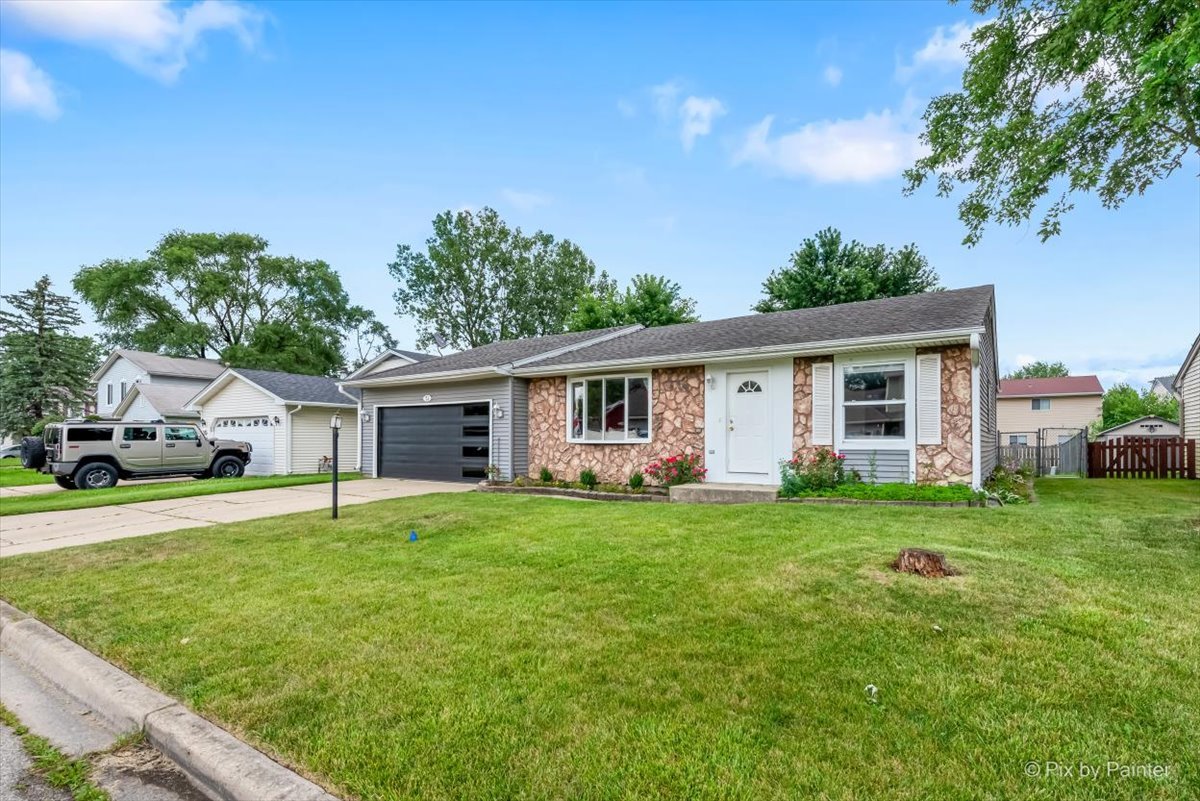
0;479;473;558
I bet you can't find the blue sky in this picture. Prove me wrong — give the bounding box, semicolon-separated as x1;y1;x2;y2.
1;0;1197;387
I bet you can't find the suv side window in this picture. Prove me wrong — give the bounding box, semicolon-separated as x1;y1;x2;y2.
164;427;200;442
122;426;158;442
68;427;115;442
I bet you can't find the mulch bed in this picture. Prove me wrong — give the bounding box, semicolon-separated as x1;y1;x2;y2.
477;483;670;502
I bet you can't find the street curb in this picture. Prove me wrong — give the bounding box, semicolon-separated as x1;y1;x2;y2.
0;600;338;801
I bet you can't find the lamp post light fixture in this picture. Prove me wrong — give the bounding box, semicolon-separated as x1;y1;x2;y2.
330;413;342;519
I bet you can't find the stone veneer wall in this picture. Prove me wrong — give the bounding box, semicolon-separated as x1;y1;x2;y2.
792;356;831;461
915;345;974;484
793;349;975;484
526;366;705;484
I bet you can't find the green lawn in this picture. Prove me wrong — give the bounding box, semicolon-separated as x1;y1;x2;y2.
0;461;54;487
0;471;360;516
1;480;1197;800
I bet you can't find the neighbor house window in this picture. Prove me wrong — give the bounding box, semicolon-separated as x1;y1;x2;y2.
120;380;128;400
842;362;906;439
1031;398;1051;410
1009;434;1028;446
106;383;113;405
568;376;651;442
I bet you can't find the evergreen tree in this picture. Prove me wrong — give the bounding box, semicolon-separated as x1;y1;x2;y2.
0;276;100;438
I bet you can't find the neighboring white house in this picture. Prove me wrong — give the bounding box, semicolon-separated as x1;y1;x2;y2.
1175;333;1200;441
344;348;433;380
93;350;224;418
1149;375;1179;400
187;368;358;476
1095;415;1181;441
112;383;202;423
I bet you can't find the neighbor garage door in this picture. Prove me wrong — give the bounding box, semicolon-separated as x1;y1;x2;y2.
213;416;275;476
377;403;490;482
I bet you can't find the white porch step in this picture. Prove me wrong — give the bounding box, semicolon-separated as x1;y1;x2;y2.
669;482;778;504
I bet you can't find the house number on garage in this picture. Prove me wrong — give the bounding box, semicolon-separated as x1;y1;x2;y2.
422;394;432;402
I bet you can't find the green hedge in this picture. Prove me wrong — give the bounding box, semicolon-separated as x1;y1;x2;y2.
780;482;980;502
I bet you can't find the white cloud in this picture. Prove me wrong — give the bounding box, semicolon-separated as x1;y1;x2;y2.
500;188;551;211
822;65;843;87
679;96;726;152
733;109;926;183
897;20;985;81
616;97;636;118
1014;354;1038;368
0;48;60;118
0;0;264;83
650;80;680;119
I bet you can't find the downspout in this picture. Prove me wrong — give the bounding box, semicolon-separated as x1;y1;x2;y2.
970;333;982;490
287;404;303;475
336;384;362;473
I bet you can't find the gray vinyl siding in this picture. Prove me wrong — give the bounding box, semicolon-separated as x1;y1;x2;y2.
360;375;520;479
842;449;910;483
977;301;999;478
510;377;530;478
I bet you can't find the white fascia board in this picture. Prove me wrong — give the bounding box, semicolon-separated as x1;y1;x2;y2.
512;328;983;377
183;370;238;410
343;349;419;380
508;325;644;368
90;351;125;383
341;367;505;388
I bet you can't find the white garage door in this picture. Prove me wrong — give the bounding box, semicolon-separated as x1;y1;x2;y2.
213;417;275;476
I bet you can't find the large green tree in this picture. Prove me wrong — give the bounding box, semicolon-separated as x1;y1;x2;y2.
905;0;1200;245
74;231;385;376
390;207;601;350
1005;360;1070;379
754;228;941;313
568;274;699;331
0;276;100;438
1093;383;1180;434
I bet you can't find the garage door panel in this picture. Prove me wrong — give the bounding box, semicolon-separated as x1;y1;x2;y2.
378;404;490;482
212;417;276;476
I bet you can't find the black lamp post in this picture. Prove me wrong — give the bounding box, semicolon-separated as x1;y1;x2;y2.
330;412;342;519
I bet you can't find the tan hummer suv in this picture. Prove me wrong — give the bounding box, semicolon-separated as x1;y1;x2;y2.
21;421;253;490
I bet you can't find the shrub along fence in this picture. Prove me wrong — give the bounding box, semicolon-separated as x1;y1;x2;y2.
1087;436;1196;479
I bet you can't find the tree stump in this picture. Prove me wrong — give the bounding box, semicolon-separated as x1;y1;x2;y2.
892;548;958;578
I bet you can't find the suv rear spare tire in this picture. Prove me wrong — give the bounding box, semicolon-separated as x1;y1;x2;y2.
74;462;118;490
212;455;245;479
20;437;46;470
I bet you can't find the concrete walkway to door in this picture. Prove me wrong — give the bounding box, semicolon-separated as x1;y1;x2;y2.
0;479;473;558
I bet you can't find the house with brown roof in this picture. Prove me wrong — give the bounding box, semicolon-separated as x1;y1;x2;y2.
342;285;1000;488
996;375;1103;444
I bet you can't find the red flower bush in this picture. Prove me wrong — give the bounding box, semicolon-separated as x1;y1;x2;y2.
643;453;706;486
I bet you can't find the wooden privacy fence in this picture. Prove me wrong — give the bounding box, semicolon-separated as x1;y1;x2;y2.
1088;437;1196;479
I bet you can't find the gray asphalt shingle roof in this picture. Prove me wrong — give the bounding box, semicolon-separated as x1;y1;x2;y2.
393;349;435;362
234;368;358;405
120;384;202;418
529;285;994;368
118;349;224;380
361;327;633;381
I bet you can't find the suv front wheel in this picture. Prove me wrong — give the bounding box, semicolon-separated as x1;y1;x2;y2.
211;455;245;479
74;463;119;490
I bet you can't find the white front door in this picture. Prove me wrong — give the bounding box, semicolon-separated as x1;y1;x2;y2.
726;370;771;475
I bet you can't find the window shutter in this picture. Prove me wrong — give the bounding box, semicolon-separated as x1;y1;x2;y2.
917;353;942;445
812;362;833;445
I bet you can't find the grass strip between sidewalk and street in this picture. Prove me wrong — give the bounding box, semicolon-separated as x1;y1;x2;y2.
0;472;360;517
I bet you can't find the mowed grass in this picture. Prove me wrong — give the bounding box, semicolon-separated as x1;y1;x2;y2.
1;480;1197;800
0;471;360;516
0;461;53;487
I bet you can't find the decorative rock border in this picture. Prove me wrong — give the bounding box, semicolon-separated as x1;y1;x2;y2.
477;483;669;503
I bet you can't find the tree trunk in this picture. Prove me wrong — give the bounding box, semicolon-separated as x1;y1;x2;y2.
892;548;958;578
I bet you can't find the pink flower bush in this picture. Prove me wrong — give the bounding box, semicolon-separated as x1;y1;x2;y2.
643;453;707;486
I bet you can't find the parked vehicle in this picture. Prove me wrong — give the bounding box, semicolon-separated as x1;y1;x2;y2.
20;420;252;490
0;444;20;459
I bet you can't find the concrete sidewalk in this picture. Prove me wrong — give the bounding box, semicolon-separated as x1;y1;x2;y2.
0;479;472;558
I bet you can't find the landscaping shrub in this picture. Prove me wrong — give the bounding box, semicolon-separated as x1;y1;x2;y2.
779;447;849;496
787;482;979;502
579;469;598;490
539;467;554;483
643;454;706;486
984;463;1034;504
628;471;644;490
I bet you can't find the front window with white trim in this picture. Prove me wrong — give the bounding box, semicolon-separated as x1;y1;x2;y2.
842;362;906;439
568;376;651;442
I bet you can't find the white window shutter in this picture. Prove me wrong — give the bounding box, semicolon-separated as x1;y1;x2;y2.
917;353;942;445
812;362;833;445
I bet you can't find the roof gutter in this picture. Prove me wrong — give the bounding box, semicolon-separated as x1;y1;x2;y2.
340;366;504;388
512;327;984;376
